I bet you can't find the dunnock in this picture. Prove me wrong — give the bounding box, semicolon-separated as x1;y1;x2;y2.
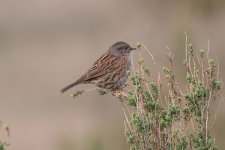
60;41;136;93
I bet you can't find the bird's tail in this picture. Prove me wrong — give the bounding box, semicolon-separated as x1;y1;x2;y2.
60;75;86;93
60;80;83;93
60;81;79;93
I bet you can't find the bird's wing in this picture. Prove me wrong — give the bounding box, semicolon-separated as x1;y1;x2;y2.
60;52;125;93
81;52;123;82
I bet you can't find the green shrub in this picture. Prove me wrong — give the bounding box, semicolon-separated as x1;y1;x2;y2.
118;36;223;150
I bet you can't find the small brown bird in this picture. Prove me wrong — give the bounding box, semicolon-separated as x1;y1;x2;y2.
60;41;136;93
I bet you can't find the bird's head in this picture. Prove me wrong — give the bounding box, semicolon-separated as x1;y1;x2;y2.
109;41;136;56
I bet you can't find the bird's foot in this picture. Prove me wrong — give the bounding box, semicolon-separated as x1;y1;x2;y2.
111;88;122;96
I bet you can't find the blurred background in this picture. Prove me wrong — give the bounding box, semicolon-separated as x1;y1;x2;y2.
0;0;225;149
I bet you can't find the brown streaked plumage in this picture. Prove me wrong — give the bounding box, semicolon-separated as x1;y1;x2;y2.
60;41;136;93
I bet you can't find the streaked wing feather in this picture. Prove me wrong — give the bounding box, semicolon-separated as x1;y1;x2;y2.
81;52;116;82
83;66;107;82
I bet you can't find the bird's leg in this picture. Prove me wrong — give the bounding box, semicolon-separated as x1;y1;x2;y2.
112;84;131;93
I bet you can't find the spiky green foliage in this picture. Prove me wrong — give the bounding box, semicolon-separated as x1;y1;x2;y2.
116;37;223;150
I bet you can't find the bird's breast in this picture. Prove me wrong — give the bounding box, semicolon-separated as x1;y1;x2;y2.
126;55;132;70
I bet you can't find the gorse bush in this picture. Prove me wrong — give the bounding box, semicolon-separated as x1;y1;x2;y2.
113;36;223;150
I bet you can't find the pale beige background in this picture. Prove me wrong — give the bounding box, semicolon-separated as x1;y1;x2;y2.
0;0;225;150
